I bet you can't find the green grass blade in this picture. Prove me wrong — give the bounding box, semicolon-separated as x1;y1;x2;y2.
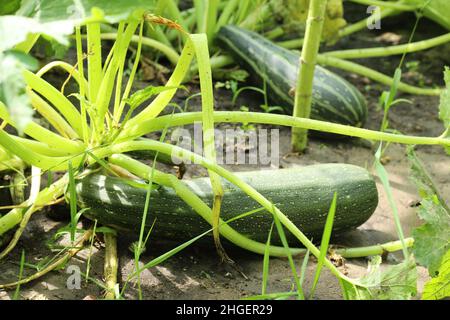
12;249;25;300
272;204;305;300
299;248;310;287
310;192;338;299
374;145;409;259
68;161;77;244
262;222;274;295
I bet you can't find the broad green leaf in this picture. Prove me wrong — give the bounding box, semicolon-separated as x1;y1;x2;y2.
36;0;152;24
1;0;154;52
0;51;38;133
342;256;417;300
408;148;450;276
404;0;450;30
0;0;21;15
0;15;73;51
422;249;450;300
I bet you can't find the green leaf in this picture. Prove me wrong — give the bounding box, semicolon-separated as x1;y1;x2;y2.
420;0;450;31
36;0;151;24
0;0;21;15
1;0;153;53
310;192;337;298
374;145;409;258
342;256;417;300
0;51;38;133
124;85;182;110
0;15;73;51
422;249;450;300
408;148;450;276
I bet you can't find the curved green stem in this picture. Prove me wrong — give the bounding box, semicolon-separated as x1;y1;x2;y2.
338;7;398;39
28;90;79;140
0;103;84;154
126;38;195;126
119;111;450;147
35;61;89;98
11;136;77;157
334;237;414;259
99;33;180;65
75;26;90;144
324;32;450;59
109;154;302;257
0;158;24;172
316;55;441;96
0;129;81;170
95;140;352;282
23;70;84;136
0;174;68;236
114;23;144;125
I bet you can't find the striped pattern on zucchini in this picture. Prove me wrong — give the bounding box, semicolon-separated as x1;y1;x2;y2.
217;25;368;128
76;164;378;244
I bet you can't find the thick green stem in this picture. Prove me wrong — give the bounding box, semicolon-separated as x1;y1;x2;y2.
76;26;90;143
0;129;74;170
205;0;220;45
334;238;414;259
28;91;79;140
86;22;103;102
0;174;68;236
118;111;450;148
316;55;441;95
23;70;84;136
104;233;118;300
291;0;328;152
216;0;239;32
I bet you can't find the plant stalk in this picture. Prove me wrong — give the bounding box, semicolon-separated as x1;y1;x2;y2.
291;0;328;152
104;232;118;300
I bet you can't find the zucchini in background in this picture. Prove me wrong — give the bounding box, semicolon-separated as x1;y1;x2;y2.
217;25;368;129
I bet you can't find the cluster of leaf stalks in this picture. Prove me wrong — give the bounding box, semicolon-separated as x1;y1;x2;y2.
0;1;448;299
98;0;450;150
111;0;448;94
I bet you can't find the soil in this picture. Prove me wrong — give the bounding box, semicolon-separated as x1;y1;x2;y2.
0;13;449;300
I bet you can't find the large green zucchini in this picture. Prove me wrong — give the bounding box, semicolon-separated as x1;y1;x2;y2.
75;164;378;244
216;25;368;128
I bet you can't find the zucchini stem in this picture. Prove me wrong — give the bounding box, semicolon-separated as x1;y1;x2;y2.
291;0;328;152
119;111;450;148
323;32;450;59
316;55;441;96
104;232;118;300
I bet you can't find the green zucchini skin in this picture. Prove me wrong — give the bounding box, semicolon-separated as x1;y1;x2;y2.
216;25;368;128
75;164;378;244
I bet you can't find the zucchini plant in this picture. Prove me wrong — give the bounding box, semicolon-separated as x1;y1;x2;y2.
0;0;449;299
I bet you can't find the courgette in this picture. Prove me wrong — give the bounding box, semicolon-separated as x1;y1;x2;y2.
217;25;368;128
76;164;378;244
